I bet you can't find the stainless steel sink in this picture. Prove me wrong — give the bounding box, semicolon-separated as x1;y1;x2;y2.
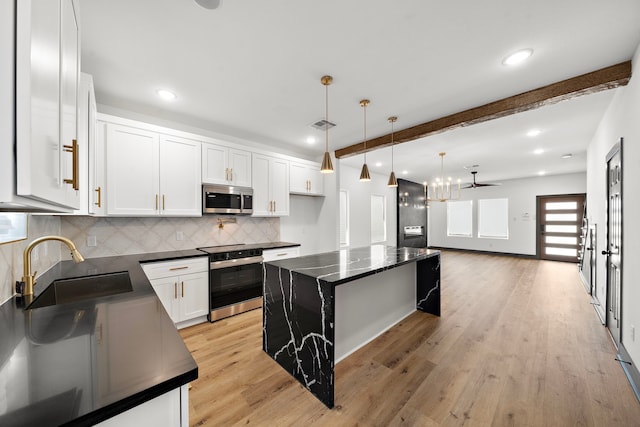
26;271;133;310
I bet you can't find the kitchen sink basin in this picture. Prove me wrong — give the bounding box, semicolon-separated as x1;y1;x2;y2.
26;271;133;310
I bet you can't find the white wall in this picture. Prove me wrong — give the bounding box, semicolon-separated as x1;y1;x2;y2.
429;173;586;255
280;153;339;256
587;42;640;367
338;163;397;248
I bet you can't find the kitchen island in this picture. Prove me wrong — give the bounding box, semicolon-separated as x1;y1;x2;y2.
0;250;203;427
263;245;440;408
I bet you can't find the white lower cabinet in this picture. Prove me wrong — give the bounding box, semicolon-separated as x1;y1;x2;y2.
262;246;300;262
95;385;188;427
142;257;209;329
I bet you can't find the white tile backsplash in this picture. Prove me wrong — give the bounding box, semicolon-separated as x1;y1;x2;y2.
60;216;280;259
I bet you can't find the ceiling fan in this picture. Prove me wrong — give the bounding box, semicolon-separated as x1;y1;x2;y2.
462;171;500;189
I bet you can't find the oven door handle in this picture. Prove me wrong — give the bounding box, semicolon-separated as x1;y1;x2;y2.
210;256;264;270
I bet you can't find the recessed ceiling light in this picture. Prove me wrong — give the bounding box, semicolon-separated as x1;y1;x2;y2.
156;89;177;100
306;136;316;144
527;129;541;137
561;153;573;159
402;170;408;175
502;48;533;66
538;171;546;176
534;148;544;155
375;162;383;167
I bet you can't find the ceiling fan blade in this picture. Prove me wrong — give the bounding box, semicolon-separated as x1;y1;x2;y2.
462;171;501;188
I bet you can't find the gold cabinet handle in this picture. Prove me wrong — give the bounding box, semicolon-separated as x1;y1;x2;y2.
230;168;233;182
63;139;79;190
169;266;189;271
174;282;177;299
274;200;276;212
162;194;166;210
94;186;102;207
269;201;272;212
225;168;229;181
155;194;159;210
181;281;184;298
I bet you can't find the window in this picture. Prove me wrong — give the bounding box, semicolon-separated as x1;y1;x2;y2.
478;198;509;239
370;194;386;243
339;190;349;247
447;200;473;237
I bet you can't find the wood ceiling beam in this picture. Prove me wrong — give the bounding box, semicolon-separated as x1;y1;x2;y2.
334;61;632;159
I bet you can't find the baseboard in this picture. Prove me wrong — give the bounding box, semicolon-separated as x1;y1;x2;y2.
578;270;591;294
427;246;537;260
618;343;640;402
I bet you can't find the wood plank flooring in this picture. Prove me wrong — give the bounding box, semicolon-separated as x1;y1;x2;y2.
180;251;640;426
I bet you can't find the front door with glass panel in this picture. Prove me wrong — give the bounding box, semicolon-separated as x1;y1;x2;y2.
537;194;586;262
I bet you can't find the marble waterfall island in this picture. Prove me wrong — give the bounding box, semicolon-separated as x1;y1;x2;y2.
262;245;441;408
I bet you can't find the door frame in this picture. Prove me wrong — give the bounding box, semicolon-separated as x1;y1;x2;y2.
536;193;586;261
604;139;623;346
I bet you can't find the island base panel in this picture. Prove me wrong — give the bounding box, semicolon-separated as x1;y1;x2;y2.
416;254;441;316
263;264;335;408
335;263;416;363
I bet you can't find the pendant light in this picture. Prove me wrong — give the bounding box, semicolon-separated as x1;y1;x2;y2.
320;75;334;173
359;99;371;181
387;116;398;187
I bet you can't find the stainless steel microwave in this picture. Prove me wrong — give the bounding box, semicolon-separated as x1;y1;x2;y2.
202;185;253;215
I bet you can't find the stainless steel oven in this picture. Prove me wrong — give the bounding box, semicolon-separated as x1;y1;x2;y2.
198;246;263;321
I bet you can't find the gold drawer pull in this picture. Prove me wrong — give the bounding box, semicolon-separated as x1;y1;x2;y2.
63;139;79;190
169;266;189;271
95;187;102;207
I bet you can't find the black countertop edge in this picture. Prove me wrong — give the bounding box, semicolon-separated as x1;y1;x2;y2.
64;369;198;427
265;246;440;286
330;252;440;286
197;241;301;253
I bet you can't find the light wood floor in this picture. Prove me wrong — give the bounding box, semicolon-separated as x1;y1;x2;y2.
180;251;640;426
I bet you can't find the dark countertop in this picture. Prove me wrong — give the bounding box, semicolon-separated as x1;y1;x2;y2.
265;245;440;286
197;241;300;254
0;249;206;427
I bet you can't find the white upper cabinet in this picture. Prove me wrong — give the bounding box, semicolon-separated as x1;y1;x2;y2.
252;154;289;216
290;161;324;196
105;122;201;217
159;135;202;216
4;0;81;211
202;142;252;187
68;72;99;215
106;124;160;216
87;78;106;216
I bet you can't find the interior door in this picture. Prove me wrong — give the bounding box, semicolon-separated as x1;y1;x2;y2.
604;140;623;348
537;194;586;262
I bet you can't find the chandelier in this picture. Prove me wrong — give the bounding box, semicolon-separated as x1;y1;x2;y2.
425;152;461;203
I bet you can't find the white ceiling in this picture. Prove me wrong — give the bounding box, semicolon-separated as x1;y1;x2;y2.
79;0;640;185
